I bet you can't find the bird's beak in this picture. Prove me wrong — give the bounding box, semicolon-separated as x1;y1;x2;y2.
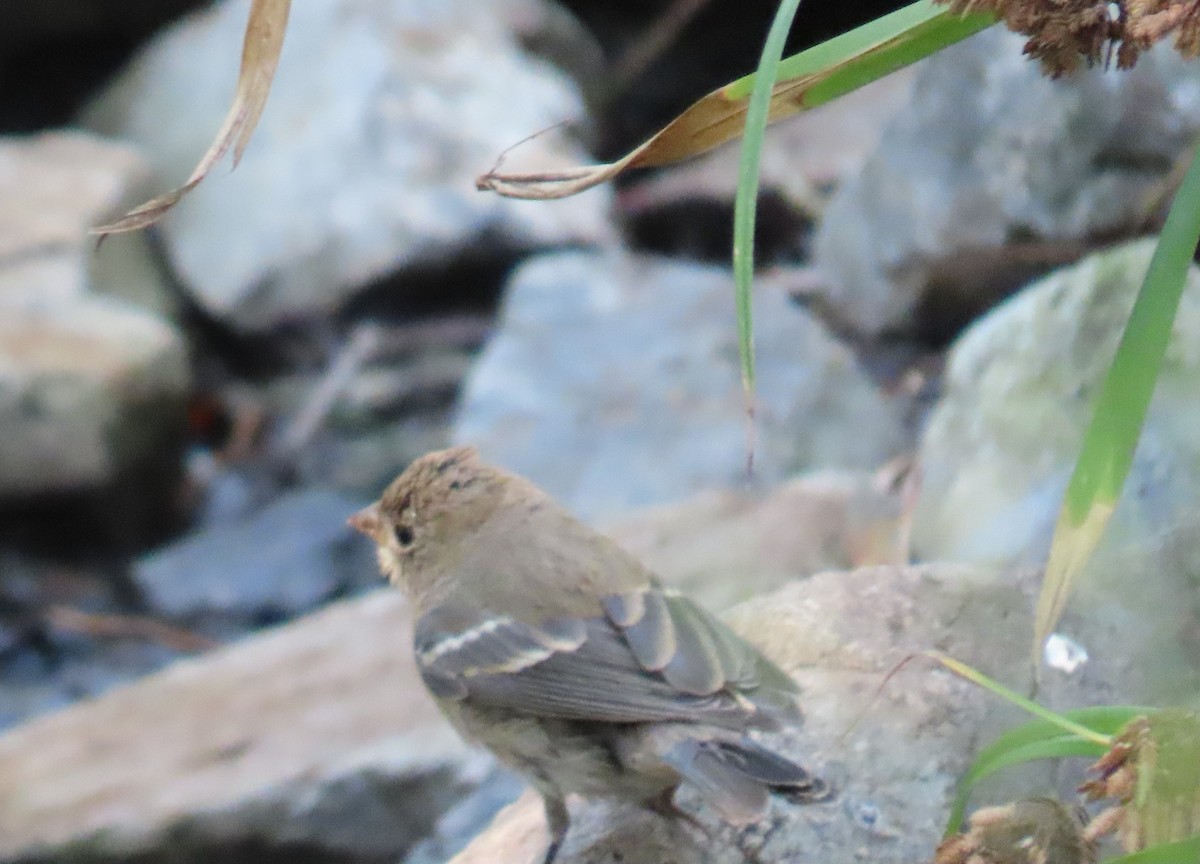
348;503;382;539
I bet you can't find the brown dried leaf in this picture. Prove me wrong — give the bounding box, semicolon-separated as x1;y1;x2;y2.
92;0;291;235
478;6;996;199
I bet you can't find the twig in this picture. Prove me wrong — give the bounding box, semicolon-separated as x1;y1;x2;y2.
271;324;380;463
45;605;218;653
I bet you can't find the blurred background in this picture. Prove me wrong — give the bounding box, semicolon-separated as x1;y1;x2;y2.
4;0;1200;862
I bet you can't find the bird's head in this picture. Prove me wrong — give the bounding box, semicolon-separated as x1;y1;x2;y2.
349;446;509;602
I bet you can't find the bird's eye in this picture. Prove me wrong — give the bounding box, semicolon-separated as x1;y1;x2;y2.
394;523;414;547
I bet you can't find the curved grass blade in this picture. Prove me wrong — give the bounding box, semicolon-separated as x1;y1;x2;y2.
93;0;291;235
1032;140;1200;675
732;0;805;430
931;652;1116;747
477;1;995;199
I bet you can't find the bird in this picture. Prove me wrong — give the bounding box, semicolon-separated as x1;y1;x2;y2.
349;446;827;864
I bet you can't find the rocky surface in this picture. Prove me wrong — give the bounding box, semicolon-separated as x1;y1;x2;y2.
0;130;174;318
812;27;1200;339
133;488;375;623
445;562;1132;864
0;464;922;862
7;7;1200;864
4;463;1166;864
0;131;188;499
913;238;1200;701
0;563;1015;864
454;250;908;522
606;462;918;610
82;0;613;331
0;589;480;864
0;296;187;497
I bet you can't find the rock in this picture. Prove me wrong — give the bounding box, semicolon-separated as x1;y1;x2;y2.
0;131;174;316
305;410;455;497
0;552;196;733
605;462;918;611
453;249;902;520
403;767;527;864
134;488;376;620
453;250;908;522
912;238;1200;699
0;295;188;497
0;132;189;500
0;473;1164;863
812;28;1200;337
446;562;1138;864
0;590;479;863
83;0;612;331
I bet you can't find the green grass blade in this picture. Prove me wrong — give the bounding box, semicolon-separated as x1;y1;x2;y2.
931;652;1116;746
733;0;804;408
1033;141;1200;672
724;1;995;106
729;0;993;428
972;706;1146;759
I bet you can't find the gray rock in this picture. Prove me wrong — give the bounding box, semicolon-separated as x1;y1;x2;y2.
0;131;175;316
0;590;480;863
403;767;526;864
0;132;188;498
812;28;1200;336
447;563;1147;864
913;238;1200;699
0;295;188;497
135;488;377;619
454;250;907;521
0;476;1168;864
83;0;612;331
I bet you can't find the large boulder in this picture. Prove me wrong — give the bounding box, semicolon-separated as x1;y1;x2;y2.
83;0;612;331
0;469;1170;864
0;132;188;499
454;250;908;522
0;297;187;497
913;238;1200;699
812;28;1200;337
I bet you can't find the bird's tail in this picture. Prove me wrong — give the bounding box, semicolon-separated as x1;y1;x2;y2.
662;737;829;825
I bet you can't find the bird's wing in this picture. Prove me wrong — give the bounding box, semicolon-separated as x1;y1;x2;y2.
413;583;796;727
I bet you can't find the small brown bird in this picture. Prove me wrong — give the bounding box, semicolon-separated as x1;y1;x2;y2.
350;446;826;863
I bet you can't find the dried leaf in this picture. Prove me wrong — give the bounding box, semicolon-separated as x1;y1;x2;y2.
477;2;994;200
93;0;291;235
